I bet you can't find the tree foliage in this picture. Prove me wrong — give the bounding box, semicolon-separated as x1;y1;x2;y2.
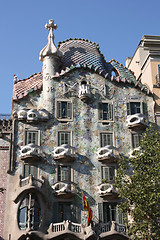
115;126;160;239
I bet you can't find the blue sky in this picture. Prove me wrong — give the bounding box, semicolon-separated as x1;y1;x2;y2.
1;0;160;114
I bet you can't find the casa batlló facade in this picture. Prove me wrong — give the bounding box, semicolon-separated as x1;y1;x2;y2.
0;20;155;240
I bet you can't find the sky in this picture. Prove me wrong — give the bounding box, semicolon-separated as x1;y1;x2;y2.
0;0;160;114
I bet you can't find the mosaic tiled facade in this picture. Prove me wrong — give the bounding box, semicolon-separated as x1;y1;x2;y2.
1;20;156;240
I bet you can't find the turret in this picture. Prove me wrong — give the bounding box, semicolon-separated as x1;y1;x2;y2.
39;19;62;113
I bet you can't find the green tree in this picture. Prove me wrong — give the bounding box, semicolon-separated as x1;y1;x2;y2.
115;126;160;239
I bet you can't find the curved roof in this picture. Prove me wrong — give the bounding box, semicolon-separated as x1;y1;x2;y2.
13;39;151;101
58;38;112;73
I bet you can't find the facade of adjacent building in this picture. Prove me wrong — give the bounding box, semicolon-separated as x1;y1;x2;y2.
126;35;160;125
0;20;156;240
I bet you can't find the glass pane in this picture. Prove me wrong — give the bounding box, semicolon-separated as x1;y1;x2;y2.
61;102;67;118
102;103;109;120
130;102;141;114
101;133;113;147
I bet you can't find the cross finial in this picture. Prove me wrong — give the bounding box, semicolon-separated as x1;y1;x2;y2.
45;19;57;32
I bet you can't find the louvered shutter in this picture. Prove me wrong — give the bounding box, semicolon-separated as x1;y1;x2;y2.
127;103;130;115
24;165;29;178
98;103;103;120
142;102;148;116
108;103;113;120
53;202;59;223
67;102;72;119
109;167;115;181
30;165;37;178
98;203;104;223
57;101;62;118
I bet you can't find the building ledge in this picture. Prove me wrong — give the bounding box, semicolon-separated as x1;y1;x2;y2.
52;181;77;199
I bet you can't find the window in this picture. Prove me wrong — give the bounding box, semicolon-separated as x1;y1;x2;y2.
25;130;38;145
132;133;142;148
56;100;72;120
127;102;148;116
98;202;124;224
58;165;71;182
58;131;71;146
100;133;113;147
18;193;41;230
23;165;38;179
156;64;160;86
98;102;113;121
102;166;115;181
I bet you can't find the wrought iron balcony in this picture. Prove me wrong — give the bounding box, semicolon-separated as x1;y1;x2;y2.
126;113;148;129
52;181;77;199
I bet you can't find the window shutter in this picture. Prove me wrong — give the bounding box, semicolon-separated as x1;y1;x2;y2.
142;102;148;116
30;165;37;178
127;103;130;115
108;103;113;120
109;167;115;181
98;103;103;120
98;203;104;223
24;165;29;178
53;202;59;223
116;206;124;224
57;101;62;118
132;134;139;148
67;102;72;119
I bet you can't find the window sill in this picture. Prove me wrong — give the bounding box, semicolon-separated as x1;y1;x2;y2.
57;118;73;122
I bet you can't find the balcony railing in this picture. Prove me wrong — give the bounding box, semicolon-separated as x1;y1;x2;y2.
19;174;44;188
53;144;77;162
52;181;77;199
19;144;44;162
97;145;118;162
98;221;126;234
97;183;118;199
126;113;148;129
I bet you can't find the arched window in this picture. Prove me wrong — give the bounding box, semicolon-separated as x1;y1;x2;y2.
18;193;41;230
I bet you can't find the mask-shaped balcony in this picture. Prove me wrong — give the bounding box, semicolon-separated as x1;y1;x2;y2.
98;221;128;240
79;81;91;102
52;181;77;199
53;144;77;163
27;109;40;122
16;109;49;122
97;183;118;199
17;109;27;120
20;143;43;163
97;145;118;163
126;113;148;129
47;220;96;240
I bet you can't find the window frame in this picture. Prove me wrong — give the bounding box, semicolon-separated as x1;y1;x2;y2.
57;131;72;146
127;101;147;116
99;131;114;147
24;127;40;146
23;164;39;179
56;99;73;122
18;192;41;231
98;101;114;122
56;163;73;183
101;164;116;182
131;132;142;149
